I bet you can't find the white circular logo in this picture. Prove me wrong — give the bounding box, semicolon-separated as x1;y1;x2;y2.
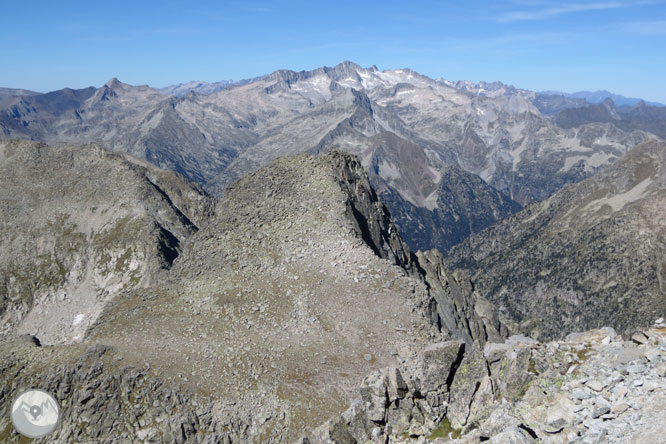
10;389;60;438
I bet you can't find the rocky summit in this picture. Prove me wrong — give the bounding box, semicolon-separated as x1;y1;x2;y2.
299;321;666;444
0;144;505;443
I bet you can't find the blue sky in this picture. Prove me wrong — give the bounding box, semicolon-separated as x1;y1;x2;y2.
2;0;665;102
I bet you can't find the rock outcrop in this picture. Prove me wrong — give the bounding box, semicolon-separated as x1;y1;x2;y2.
298;322;666;444
416;250;507;346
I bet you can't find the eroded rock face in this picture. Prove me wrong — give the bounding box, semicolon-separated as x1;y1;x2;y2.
417;250;507;346
324;150;414;271
447;345;490;429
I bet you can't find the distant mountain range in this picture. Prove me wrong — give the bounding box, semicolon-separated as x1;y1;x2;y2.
157;80;236;97
0;62;662;255
552;98;666;139
156;79;665;108
156;77;262;97
540;89;665;108
0;87;40;101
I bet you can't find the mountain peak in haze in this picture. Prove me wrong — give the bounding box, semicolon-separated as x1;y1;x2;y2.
541;89;665;107
0;87;41;101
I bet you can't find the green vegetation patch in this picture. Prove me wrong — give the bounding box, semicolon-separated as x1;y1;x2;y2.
575;344;593;362
429;417;462;440
0;422;33;443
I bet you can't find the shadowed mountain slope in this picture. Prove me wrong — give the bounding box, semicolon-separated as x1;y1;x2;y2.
0;139;213;344
447;139;666;340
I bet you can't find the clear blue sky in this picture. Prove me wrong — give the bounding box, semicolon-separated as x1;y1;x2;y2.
2;0;665;102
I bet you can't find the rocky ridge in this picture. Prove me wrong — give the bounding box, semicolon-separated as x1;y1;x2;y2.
0;146;504;442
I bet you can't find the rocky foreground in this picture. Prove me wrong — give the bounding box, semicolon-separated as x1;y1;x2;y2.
301;320;666;444
0;141;663;443
0;144;502;442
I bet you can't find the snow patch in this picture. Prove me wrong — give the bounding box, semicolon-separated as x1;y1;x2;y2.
290;75;332;103
422;190;439;211
338;77;361;89
378;161;402;181
560;151;615;173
